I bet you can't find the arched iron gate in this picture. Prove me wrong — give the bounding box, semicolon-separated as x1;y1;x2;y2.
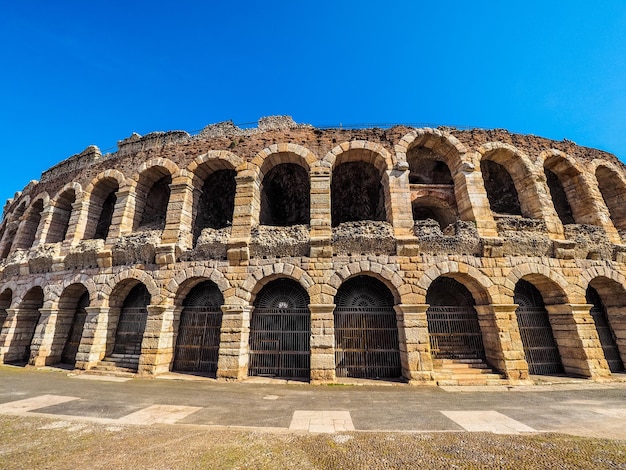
113;284;150;357
426;277;485;360
173;281;224;374
61;291;90;365
514;280;564;375
334;276;401;378
587;287;624;373
248;279;310;379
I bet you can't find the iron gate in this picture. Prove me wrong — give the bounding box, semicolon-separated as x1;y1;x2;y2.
590;306;624;372
248;308;310;378
427;306;485;360
113;307;147;356
515;280;564;375
61;292;89;365
173;307;223;373
334;306;401;378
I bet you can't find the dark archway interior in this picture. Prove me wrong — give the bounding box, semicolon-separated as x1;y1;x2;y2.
407;148;453;184
335;275;394;307
16;200;44;250
47;189;76;243
426;277;475;306
332;162;385;226
94;190;117;240
596;166;626;231
412;202;457;229
194;169;236;243
260;164;310;226
545;169;575;225
183;280;224;308
254;278;310;309
139;175;172;230
481;160;522;215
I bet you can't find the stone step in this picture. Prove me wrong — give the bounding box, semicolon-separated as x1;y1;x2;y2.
82;368;136;378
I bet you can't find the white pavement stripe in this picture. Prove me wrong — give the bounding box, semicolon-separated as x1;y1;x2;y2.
118;405;203;425
441;410;536;434
0;394;79;413
290;410;355;433
592;408;626;418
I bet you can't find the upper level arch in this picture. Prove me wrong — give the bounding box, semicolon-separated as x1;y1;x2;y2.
395;128;470;174
593;161;626;232
13;192;49;251
130;160;179;231
82;170;126;240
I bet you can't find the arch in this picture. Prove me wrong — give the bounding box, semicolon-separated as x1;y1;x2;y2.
173;280;224;375
83;172;123;240
586;283;624;372
594;163;626;232
248;278;311;379
13;194;48;250
188;150;243;177
0;288;13;330
426;276;487;361
55;283;90;366
5;286;44;364
131;163;175;231
417;262;495;306
505;264;574;305
251;143;316;178
103;269;161;307
46;185;80;244
327;261;404;305
478;143;542;218
411;196;457;229
322;141;392;173
168;267;231;307
395;128;469;171
242;263;315;304
110;282;151;361
334;275;401;379
51;274;99;310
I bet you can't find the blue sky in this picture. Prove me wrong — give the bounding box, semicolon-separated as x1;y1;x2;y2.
1;1;625;206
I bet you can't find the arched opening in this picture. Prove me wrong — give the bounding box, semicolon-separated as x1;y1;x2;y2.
596;166;626;232
544;169;575;225
193;169;236;244
412;198;457;230
46;189;76;243
14;199;44;250
0;226;17;258
0;289;12;332
56;285;90;367
86;178;119;240
426;277;486;361
332;162;386;226
248;278;310;379
6;286;43;364
135;168;172;231
407;149;454;185
514;279;564;375
260;163;310;226
481;160;522;216
111;283;150;365
173;281;224;375
586;284;624;373
334;276;401;379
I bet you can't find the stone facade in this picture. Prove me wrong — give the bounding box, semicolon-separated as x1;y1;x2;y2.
0;116;625;385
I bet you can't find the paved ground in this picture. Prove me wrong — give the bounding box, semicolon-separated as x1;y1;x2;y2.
1;365;625;440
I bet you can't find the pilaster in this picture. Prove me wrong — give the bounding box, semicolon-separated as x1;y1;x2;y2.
216;305;252;380
394;304;434;384
309;304;336;384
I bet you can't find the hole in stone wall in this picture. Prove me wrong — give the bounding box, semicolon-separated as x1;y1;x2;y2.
260;163;310;226
46;189;76;243
194;169;236;244
332;161;385;226
481;160;522;215
138;175;172;230
412;200;457;230
544;169;575;225
407;147;453;184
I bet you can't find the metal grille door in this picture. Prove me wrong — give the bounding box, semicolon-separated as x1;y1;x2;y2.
174;307;222;373
515;280;563;375
113;284;150;357
61;293;89;365
248;308;310;378
427;306;485;360
334;307;401;378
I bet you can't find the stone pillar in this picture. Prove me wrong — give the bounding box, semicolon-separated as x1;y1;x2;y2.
138;305;177;375
108;189;135;239
35;205;56;247
545;303;611;379
455;167;499;238
216;305;252;380
66;200;90;244
475;304;530;381
388;165;421;256
28;308;59;366
0;308;20;363
227;175;256;263
309;169;333;258
309;304;336;384
74;306;110;370
394;304;434;383
0;307;41;364
162;176;195;248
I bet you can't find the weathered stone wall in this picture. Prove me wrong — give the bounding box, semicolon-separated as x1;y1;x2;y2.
0;117;625;384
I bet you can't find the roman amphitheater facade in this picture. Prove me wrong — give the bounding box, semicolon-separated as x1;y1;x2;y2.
0;116;625;385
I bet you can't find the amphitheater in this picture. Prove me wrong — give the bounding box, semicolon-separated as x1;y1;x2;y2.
0;115;624;385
